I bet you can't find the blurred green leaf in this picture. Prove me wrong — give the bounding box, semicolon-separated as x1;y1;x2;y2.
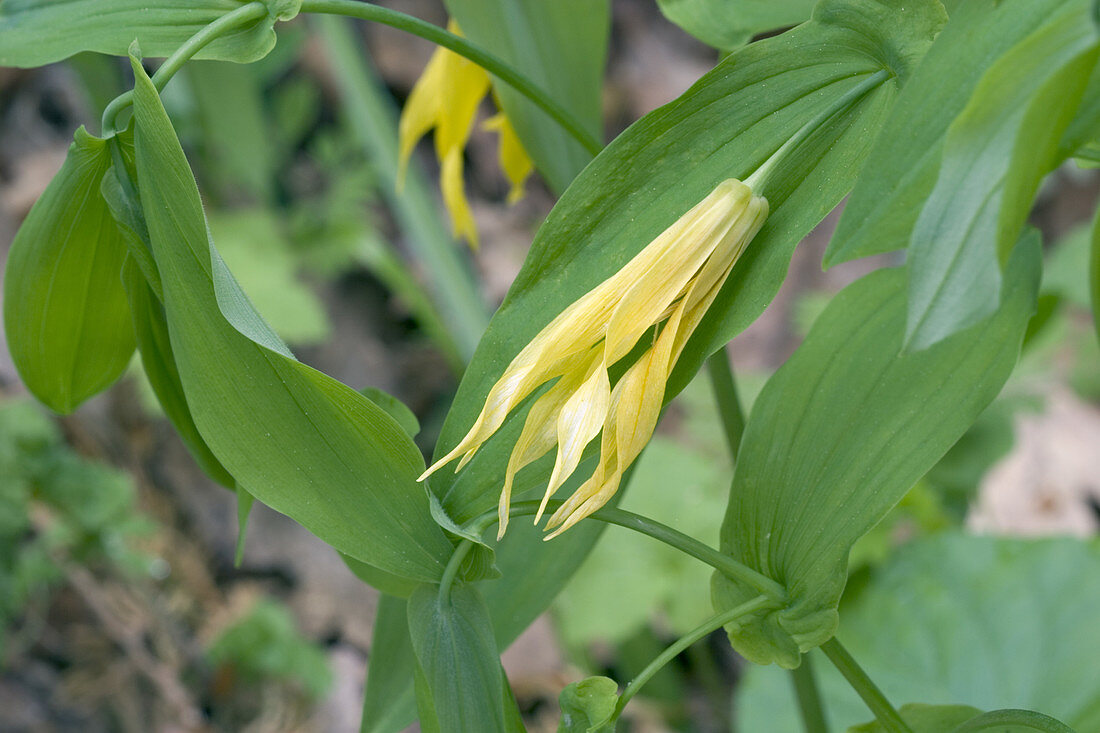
207;599;332;700
557;676;618;733
0;0;291;67
657;0;816;50
903;2;1097;349
828;0;1090;267
443;0;609;194
407;583;507;732
3;127;135;413
129;55;454;581
1091;200;1100;345
737;534;1100;731
187;61;276;203
208;209;330;345
849;704;983;733
713;238;1039;668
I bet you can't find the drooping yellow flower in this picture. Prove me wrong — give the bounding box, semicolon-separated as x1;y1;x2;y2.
397;21;534;249
420;179;768;538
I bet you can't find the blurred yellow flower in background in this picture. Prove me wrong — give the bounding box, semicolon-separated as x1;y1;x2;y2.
419;179;768;538
397;21;534;249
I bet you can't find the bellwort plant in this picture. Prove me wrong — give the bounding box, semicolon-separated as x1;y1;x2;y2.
2;0;1097;731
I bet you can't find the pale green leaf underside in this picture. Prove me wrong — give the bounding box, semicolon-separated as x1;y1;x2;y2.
0;0;282;67
128;55;453;582
712;238;1039;668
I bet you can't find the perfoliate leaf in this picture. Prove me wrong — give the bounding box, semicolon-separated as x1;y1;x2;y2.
407;583;507;733
904;1;1098;350
0;0;291;67
557;676;618;733
360;595;417;733
3;127;135;413
657;0;816;50
712;237;1040;668
737;535;1100;731
128;55;454;581
443;0;608;194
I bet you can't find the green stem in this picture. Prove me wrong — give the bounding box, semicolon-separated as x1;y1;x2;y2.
613;595;775;720
706;348;746;461
821;639;912;733
299;0;603;156
314;15;487;366
471;500;788;603
951;710;1075;733
745;69;890;194
437;538;473;604
101;1;269;136
790;654;830;733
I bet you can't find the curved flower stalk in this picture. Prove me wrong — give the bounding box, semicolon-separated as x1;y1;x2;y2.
420;179;768;538
397;20;534;249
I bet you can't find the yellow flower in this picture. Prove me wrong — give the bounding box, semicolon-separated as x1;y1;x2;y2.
420;179;768;538
397;21;534;249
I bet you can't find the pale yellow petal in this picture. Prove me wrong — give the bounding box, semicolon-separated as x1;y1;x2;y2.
397;44;449;190
483;112;533;203
544;360;610;501
440;147;479;248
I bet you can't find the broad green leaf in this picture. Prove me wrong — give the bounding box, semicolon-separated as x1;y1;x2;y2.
0;0;298;68
557;676;618;733
657;0;816;50
342;554;419;598
849;704;983;733
432;0;945;523
128;55;454;581
121;258;234;487
443;0;608;194
904;3;1098;350
407;583;507;733
712;237;1040;668
3;127;135;413
360;595;417;733
827;0;1088;267
736;534;1100;731
359;387;419;439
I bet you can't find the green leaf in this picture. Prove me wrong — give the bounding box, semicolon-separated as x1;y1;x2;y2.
712;236;1040;668
827;0;1090;267
736;534;1100;732
848;704;983;733
904;3;1098;350
128;55;454;581
360;595;417;733
3;127;135;413
557;676;618;733
359;387;419;439
0;0;290;67
443;0;609;194
656;0;816;50
120;258;234;487
407;583;507;733
432;0;946;523
234;484;254;565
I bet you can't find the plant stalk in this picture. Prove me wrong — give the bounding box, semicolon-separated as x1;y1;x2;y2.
791;653;830;733
706;348;746;462
821;639;912;733
101;1;269;135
